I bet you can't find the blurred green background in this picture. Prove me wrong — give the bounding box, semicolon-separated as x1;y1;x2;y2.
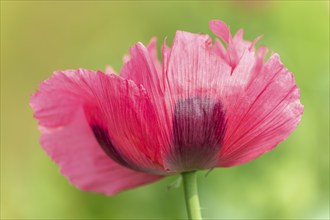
1;1;329;219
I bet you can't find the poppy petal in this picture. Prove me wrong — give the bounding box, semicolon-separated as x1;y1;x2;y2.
89;73;166;173
120;41;164;100
162;31;231;171
210;20;262;71
119;41;172;162
30;69;163;195
165;31;231;96
146;37;162;75
209;20;232;44
220;54;303;167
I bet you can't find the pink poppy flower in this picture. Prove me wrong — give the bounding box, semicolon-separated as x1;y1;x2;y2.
30;20;303;196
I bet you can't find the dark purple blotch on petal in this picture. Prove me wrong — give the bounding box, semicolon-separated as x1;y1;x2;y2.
92;124;169;175
91;125;134;169
167;97;226;171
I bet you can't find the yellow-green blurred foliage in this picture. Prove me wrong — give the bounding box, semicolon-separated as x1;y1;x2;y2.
1;1;329;219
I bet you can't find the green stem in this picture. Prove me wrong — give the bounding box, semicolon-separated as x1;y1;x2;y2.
182;171;202;220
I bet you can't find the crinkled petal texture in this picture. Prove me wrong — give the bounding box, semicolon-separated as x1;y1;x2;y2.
30;69;164;195
208;20;303;166
31;20;303;195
